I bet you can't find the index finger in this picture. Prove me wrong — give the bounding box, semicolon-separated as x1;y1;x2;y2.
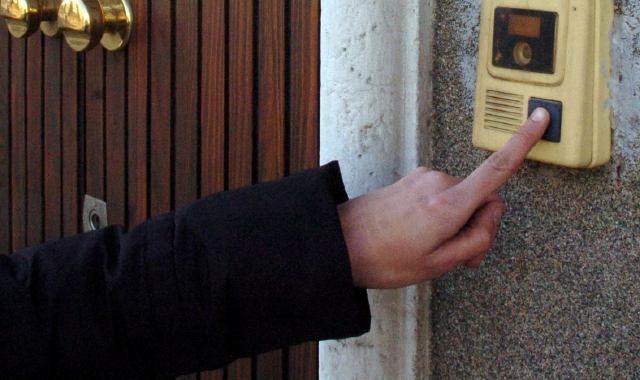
451;107;550;210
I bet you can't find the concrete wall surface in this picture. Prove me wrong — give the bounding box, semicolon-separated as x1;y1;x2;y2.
319;0;435;378
431;0;640;378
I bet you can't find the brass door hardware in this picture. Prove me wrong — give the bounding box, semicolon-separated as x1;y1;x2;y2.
1;0;61;38
58;0;132;52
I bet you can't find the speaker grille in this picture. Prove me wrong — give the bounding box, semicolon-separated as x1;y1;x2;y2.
483;90;524;133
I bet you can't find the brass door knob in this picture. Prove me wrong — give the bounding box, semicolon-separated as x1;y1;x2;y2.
1;0;61;38
57;0;131;52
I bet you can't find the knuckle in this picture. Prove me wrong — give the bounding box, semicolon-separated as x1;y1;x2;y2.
426;170;450;183
424;171;461;190
476;228;494;252
486;149;516;173
412;166;431;176
426;193;459;216
409;169;453;191
403;167;431;186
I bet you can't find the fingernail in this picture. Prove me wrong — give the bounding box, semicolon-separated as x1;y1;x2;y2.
493;205;504;224
531;107;548;122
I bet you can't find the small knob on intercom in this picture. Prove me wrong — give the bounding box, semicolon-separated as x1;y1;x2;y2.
513;41;533;67
1;0;61;38
57;0;131;52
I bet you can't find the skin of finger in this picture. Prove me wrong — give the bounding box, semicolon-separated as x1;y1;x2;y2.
446;109;550;216
429;189;502;242
423;200;502;279
465;252;487;269
339;169;474;288
404;167;463;195
464;201;504;268
394;168;502;233
341;167;507;288
338;185;425;289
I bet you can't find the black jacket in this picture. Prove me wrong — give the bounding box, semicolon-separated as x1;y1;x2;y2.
0;162;371;379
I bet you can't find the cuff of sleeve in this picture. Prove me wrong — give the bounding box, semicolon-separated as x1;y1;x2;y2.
167;161;370;366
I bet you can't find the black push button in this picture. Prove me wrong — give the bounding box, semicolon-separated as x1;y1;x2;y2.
528;98;562;143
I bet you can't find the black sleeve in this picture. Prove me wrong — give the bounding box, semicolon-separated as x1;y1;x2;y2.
0;161;371;379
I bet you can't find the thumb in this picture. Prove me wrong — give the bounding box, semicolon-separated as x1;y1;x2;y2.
424;200;503;278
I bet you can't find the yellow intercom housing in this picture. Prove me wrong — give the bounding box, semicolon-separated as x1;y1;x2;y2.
472;0;613;168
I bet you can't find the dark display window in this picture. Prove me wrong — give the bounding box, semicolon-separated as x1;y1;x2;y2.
492;7;557;74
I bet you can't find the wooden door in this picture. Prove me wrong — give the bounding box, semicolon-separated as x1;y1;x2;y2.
0;0;320;378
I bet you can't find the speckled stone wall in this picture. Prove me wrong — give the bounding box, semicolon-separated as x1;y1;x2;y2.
431;1;640;378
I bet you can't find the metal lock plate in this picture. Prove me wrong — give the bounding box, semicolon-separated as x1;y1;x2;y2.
82;195;108;233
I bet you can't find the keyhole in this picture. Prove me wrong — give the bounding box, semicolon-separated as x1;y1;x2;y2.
90;211;101;231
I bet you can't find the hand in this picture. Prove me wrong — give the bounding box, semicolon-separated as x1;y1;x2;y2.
338;108;551;289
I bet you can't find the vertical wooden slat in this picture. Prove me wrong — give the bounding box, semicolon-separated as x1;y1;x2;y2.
0;29;10;254
289;0;320;173
43;38;62;242
176;1;208;377
62;45;79;237
228;0;254;190
11;38;26;251
288;2;321;377
9;40;25;251
226;1;256;376
85;49;105;200
200;369;224;380
256;0;286;377
227;359;252;380
26;35;43;247
257;0;286;184
174;0;200;206
149;0;172;216
200;0;225;196
105;51;127;226
288;342;318;380
127;0;149;227
201;3;230;377
4;0;322;376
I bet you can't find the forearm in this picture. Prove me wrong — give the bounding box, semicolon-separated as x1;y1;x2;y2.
0;162;370;379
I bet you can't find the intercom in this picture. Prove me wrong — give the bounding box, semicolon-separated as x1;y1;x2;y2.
472;0;613;168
